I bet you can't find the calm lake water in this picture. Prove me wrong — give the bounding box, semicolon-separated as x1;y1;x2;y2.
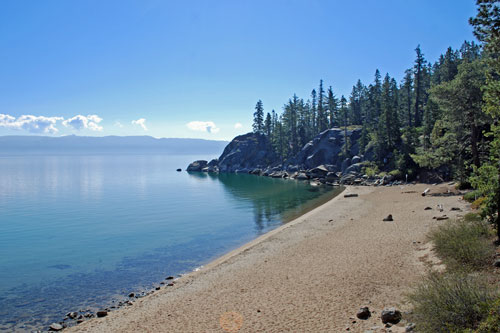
0;153;342;331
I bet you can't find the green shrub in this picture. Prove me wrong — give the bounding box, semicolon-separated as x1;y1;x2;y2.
361;162;379;177
464;212;483;223
464;191;481;203
475;297;500;332
472;197;488;210
388;169;402;179
429;218;494;270
408;272;495;332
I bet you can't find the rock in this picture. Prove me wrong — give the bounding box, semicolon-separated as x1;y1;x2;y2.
383;214;393;222
155;286;161;290
344;194;358;198
424;207;432;210
66;312;78;319
218;132;277;172
436;216;449;220
307;165;329;178
166;276;174;280
49;323;64;331
249;168;262;175
167;283;174;287
341;173;357;185
494;259;500;267
450;207;461;211
176;168;181;172
356;306;371;320
344;163;362;175
207;158;218;167
380;307;402;324
296;172;309;180
286;128;361;170
128;292;135;298
405;323;416;332
341;158;352;173
186;160;208;172
96;310;108;318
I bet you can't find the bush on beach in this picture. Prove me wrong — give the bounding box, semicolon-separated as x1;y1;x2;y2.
428;216;494;271
408;272;495;332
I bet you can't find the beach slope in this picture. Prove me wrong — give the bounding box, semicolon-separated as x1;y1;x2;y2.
70;183;468;332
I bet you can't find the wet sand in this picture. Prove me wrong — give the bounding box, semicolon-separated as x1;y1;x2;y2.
69;183;468;332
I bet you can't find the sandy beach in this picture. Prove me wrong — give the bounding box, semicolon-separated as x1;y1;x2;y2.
69;183;468;333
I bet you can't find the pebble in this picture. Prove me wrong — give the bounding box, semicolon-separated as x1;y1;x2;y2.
96;310;108;318
49;323;64;331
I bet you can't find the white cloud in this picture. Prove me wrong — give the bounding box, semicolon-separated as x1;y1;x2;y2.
186;121;220;134
234;122;243;129
62;114;103;131
132;118;148;131
0;114;62;134
114;121;124;128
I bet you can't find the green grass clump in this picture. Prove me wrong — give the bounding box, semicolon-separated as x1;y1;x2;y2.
464;191;481;202
474;297;500;332
389;169;402;179
429;218;494;271
408;272;495;332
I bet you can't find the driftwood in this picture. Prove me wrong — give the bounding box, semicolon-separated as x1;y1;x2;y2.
421;188;430;196
344;194;359;198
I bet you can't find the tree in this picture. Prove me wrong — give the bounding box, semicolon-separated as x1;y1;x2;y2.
326;86;338;128
317;80;329;132
264;112;272;137
339;95;349;157
400;69;414;127
253;100;264;134
470;0;500;240
414;45;427;127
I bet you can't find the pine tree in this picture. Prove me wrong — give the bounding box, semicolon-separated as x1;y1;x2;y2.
470;0;500;240
253;100;264;134
400;69;413;127
317;80;328;132
413;45;426;127
264;112;272;137
339;95;349;157
327;86;338;128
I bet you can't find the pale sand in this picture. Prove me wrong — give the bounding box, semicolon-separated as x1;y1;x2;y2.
69;183;468;333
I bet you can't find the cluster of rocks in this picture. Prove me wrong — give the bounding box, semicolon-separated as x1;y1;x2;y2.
187;158;407;188
352;306;415;332
49;276;178;331
186;129;411;187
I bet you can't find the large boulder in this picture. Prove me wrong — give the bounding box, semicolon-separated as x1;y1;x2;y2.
186;160;208;171
287;128;361;171
217;132;278;172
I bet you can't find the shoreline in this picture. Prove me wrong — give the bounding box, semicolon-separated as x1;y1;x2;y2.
69;183;469;332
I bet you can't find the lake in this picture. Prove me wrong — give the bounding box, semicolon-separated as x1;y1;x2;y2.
0;153;342;331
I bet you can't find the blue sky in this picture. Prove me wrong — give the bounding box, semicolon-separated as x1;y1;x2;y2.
0;0;477;140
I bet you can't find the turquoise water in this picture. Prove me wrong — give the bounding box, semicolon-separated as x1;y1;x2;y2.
0;153;341;331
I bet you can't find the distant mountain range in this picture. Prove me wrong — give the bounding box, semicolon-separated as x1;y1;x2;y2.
0;135;229;155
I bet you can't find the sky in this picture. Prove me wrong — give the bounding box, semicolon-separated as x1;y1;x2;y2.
0;0;478;140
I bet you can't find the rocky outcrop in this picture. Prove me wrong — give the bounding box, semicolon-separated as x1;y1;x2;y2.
185;127;409;187
285;128;361;171
217;132;277;172
186;160;208;172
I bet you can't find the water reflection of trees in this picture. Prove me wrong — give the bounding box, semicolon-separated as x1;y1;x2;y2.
187;172;339;233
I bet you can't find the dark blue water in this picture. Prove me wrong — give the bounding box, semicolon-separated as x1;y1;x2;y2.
0;153;341;331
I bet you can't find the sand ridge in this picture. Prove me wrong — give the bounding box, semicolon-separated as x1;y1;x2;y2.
69;184;468;332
